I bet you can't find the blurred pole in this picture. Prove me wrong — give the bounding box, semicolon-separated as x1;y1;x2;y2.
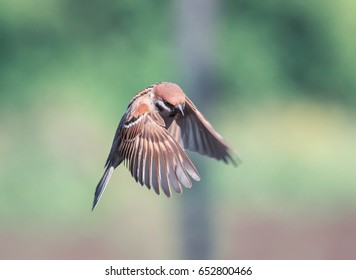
176;0;218;259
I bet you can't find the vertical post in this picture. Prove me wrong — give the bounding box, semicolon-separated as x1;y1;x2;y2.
176;0;218;259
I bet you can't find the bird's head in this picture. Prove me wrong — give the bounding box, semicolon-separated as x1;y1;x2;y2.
150;82;186;117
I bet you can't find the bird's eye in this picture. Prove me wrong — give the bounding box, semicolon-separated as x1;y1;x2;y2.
163;100;172;108
155;99;173;112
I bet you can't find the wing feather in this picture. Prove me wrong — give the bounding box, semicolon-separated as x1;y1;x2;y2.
145;137;153;189
167;97;240;165
139;135;147;186
159;141;171;197
119;111;200;196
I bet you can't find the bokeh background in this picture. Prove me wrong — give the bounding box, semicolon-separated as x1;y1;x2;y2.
1;0;356;259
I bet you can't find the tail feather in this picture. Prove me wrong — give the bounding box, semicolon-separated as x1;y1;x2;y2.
92;166;114;211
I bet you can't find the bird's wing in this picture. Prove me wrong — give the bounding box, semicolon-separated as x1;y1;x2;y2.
118;108;200;197
167;97;239;165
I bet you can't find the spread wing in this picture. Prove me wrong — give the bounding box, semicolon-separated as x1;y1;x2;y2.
117;110;200;197
167;97;239;165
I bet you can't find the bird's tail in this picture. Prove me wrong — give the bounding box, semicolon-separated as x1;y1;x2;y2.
92;166;114;211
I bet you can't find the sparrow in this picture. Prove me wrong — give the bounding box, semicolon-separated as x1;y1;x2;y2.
92;82;238;210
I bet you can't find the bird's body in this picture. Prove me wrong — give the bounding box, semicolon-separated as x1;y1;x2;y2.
92;82;238;210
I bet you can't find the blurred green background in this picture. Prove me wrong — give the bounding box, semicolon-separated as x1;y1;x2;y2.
1;0;356;259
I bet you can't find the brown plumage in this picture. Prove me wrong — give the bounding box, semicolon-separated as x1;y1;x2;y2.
92;82;239;210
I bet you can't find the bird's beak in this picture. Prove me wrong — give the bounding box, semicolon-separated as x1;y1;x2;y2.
177;103;185;116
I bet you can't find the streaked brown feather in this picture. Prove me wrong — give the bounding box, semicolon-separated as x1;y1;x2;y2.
138;135;147;186
117;110;200;196
151;130;160;194
145;136;152;189
159;142;170;197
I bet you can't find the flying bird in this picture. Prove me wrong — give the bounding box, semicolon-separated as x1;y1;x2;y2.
92;82;238;210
